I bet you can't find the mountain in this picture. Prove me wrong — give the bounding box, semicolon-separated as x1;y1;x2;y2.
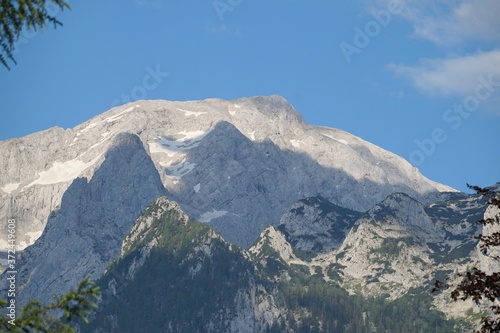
0;95;454;252
327;192;485;299
1;95;491;331
82;197;283;333
246;191;489;331
255;191;486;292
81;194;479;332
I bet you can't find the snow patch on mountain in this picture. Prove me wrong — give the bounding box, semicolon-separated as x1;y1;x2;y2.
1;183;20;194
289;139;303;148
26;155;101;188
162;159;196;184
79;105;139;134
148;130;212;157
177;108;206;117
199;210;228;223
321;133;349;145
178;130;209;141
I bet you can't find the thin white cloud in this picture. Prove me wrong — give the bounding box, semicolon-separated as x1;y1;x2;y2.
387;50;500;97
368;0;500;45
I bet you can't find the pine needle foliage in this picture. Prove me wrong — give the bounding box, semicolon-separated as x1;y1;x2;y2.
0;0;70;69
0;277;100;332
433;184;500;333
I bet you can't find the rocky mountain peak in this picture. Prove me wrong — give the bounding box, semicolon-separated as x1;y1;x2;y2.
236;95;305;123
120;196;189;257
2;131;167;306
367;192;436;231
249;225;298;263
278;196;361;252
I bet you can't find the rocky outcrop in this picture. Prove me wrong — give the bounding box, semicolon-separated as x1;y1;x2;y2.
277;196;361;252
333;192;485;298
85;196;285;333
2;133;167;306
254;192;486;304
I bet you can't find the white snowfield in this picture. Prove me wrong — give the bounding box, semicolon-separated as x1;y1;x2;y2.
28;156;101;188
148;129;212;185
1;183;20;194
321;133;348;145
79;105;139;134
1;154;101;195
148;130;211;157
177;108;206;117
161;159;197;185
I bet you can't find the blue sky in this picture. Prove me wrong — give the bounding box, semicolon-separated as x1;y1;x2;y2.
1;0;499;192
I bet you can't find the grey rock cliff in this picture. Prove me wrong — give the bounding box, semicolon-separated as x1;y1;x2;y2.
85;196;285;333
278;196;361;252
2;133;167;306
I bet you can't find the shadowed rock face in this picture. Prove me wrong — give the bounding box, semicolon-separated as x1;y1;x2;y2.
159;119;454;248
4;133;167;306
277;196;362;253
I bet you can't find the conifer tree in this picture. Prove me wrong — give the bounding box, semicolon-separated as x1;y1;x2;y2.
0;0;70;69
0;277;100;332
434;184;500;333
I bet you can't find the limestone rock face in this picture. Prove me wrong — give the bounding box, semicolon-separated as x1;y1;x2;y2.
332;192;484;298
1;95;497;330
5;133;167;306
84;196;284;333
476;201;500;274
0;96;466;322
0;96;455;252
261;191;486;304
277;196;361;252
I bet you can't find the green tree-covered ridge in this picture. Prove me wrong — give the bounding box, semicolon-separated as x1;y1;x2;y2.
82;196;467;332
